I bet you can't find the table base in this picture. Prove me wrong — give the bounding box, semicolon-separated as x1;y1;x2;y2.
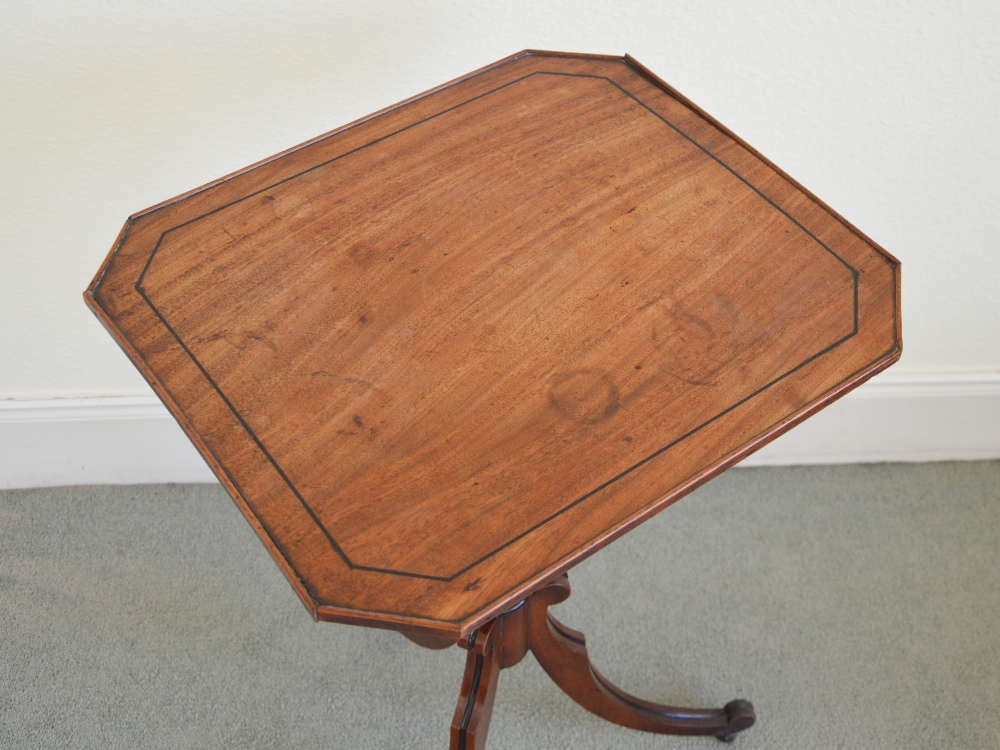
412;575;755;749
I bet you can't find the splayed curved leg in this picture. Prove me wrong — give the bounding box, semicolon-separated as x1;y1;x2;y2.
450;621;503;750
446;574;754;748
527;575;755;742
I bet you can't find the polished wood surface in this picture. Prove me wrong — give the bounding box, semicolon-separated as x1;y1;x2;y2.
85;50;900;638
449;575;755;748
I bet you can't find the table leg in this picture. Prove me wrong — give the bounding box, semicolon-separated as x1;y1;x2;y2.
529;575;755;742
445;574;755;748
450;621;503;750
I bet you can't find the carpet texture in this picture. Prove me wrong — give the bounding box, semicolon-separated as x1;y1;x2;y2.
1;462;998;749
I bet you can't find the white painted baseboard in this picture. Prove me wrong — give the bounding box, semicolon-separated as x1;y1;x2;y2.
2;373;999;489
0;397;217;489
745;373;1000;466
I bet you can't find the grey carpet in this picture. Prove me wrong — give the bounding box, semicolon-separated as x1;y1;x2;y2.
1;462;998;749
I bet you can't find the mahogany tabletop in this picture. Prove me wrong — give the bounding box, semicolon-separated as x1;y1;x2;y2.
85;50;900;639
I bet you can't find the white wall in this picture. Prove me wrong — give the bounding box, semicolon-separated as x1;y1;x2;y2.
1;1;999;483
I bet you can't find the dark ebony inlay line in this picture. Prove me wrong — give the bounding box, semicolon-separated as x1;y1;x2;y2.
135;63;859;585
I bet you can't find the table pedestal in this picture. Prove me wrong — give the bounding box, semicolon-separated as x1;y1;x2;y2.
416;575;755;749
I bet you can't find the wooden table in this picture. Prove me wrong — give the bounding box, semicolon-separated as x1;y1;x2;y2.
85;50;900;747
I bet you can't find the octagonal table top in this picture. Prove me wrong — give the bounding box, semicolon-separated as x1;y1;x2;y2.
85;50;900;639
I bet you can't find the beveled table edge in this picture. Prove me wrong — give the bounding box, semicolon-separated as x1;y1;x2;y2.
84;50;902;639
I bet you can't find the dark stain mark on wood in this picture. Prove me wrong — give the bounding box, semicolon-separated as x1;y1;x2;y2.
548;369;620;423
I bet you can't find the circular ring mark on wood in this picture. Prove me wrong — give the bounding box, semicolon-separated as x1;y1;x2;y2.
548;369;621;423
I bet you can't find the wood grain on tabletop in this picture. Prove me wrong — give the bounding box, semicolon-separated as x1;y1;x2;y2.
85;50;900;638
